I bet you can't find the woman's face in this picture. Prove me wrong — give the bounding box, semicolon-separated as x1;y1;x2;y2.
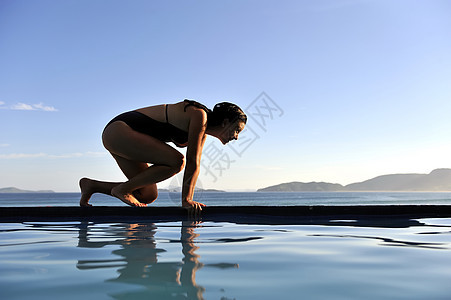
219;120;246;144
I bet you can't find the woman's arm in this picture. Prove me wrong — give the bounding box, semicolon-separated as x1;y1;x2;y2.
182;108;207;211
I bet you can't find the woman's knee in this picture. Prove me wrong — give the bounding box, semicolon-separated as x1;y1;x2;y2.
169;154;185;174
134;186;158;204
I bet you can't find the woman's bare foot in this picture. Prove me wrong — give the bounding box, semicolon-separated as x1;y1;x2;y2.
79;178;94;207
111;185;147;207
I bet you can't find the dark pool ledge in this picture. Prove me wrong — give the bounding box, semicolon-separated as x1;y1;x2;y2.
2;206;451;224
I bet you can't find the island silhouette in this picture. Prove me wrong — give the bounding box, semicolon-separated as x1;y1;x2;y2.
258;169;451;192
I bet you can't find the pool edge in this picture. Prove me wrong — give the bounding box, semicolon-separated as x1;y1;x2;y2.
2;205;451;224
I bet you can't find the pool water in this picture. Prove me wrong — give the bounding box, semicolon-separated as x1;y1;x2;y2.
1;218;451;300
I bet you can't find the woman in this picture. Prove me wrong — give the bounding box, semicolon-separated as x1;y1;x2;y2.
79;99;247;213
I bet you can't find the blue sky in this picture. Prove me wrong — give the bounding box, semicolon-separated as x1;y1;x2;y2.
1;0;450;192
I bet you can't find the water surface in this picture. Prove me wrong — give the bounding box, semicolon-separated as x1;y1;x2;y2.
2;191;451;207
1;217;451;299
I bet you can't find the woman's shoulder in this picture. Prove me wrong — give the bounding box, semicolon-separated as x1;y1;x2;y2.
184;103;208;123
182;99;211;113
166;101;207;129
172;100;209;118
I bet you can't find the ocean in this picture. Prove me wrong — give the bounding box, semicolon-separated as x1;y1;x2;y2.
2;191;451;207
3;191;451;299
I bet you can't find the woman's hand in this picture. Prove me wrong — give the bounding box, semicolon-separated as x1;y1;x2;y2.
182;199;206;218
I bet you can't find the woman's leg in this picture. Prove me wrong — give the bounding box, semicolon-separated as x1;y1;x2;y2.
79;178;122;207
79;161;159;207
110;154;159;205
80;121;185;207
103;121;185;206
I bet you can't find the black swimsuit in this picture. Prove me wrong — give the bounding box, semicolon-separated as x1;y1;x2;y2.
105;104;189;146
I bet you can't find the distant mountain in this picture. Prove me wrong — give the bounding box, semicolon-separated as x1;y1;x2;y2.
258;169;451;192
200;188;227;193
346;168;451;191
0;187;55;193
258;182;344;192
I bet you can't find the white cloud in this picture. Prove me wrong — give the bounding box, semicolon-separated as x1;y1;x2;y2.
0;101;5;106
33;102;58;112
0;153;47;159
10;102;58;112
48;152;106;158
0;143;10;147
11;103;34;110
0;152;107;159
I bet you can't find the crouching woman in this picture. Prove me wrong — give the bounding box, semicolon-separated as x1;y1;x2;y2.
79;99;247;214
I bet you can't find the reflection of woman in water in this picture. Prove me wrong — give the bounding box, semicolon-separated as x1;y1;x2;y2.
76;221;238;300
80;99;247;213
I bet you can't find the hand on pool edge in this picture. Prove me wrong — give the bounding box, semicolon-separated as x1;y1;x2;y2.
182;200;206;218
